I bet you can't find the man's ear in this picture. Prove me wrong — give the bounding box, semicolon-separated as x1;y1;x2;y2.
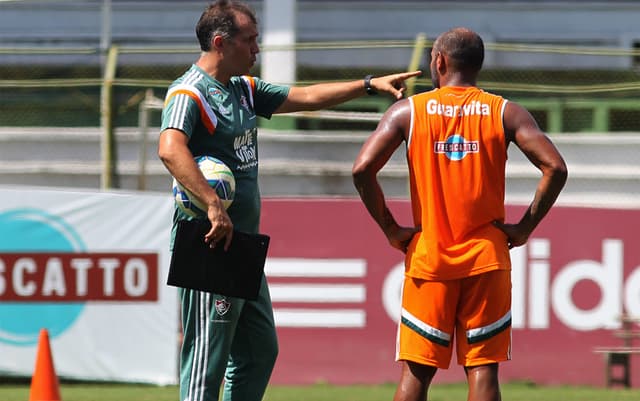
212;35;225;51
436;52;446;75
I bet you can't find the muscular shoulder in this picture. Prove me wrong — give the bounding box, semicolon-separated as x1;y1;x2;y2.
379;98;412;137
386;97;412;115
503;100;541;143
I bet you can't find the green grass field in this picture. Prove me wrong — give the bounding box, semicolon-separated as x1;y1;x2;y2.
1;382;639;401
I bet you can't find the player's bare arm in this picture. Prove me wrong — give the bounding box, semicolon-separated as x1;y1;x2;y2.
493;101;568;248
273;71;422;114
158;128;233;249
353;99;418;252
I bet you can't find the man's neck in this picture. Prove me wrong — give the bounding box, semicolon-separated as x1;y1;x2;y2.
440;72;476;88
195;53;231;85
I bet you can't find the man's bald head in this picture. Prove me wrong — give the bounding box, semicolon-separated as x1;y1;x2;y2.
432;27;484;74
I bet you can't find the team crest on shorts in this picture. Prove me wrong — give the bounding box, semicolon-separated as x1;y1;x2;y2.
215;298;231;316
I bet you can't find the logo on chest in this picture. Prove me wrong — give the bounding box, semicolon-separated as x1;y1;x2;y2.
208;88;223;100
240;95;250;111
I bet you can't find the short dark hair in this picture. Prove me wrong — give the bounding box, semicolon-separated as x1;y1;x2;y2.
434;28;484;73
195;0;257;51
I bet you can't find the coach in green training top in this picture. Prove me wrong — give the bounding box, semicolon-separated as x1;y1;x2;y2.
158;1;420;400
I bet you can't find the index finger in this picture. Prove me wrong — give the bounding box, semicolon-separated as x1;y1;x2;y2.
397;70;422;80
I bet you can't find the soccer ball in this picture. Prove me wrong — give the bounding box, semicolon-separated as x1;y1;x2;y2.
172;155;236;217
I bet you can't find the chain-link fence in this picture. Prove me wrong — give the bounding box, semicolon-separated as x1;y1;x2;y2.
2;39;640;133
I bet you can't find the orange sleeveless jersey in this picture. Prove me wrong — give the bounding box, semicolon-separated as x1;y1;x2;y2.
405;86;511;280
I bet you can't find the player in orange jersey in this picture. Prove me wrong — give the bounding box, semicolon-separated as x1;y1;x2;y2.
352;27;567;401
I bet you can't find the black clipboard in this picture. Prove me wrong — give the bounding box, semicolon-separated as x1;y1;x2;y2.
167;219;270;300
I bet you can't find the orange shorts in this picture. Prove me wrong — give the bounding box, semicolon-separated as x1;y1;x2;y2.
397;269;512;369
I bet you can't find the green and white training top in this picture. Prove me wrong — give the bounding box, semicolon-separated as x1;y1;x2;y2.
161;64;289;234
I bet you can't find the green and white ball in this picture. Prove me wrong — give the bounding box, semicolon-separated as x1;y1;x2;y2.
172;155;236;217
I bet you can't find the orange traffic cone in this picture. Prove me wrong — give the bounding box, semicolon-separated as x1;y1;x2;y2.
29;329;62;401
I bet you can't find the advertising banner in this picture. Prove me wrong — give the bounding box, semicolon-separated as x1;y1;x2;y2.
0;187;178;384
261;198;640;387
2;189;638;387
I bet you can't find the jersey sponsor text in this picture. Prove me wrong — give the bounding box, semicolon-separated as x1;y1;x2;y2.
426;99;490;117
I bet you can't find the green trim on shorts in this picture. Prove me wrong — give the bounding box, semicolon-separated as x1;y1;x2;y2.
401;316;451;347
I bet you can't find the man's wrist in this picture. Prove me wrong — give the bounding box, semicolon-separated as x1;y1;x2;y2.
364;74;377;95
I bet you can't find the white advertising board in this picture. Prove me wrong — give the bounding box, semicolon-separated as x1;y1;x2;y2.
0;187;178;384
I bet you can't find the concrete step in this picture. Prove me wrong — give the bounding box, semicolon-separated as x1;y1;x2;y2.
0;127;156;163
0;128;639;206
2;127;639;166
5;128;639;166
0;157;638;204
